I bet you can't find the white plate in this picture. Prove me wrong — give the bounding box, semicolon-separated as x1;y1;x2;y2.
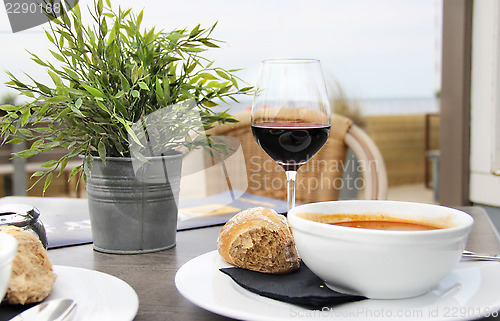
175;250;500;321
47;265;139;321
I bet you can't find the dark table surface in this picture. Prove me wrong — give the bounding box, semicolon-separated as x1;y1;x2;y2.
44;206;500;321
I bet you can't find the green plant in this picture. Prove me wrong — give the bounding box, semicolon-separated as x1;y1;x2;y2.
0;0;252;192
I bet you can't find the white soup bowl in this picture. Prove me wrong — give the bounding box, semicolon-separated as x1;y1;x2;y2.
287;200;474;299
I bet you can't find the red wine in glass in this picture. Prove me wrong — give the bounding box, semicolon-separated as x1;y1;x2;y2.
251;123;331;171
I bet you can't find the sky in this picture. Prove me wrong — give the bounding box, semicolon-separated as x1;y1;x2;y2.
0;0;441;101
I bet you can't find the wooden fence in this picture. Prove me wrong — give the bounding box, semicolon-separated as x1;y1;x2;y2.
363;113;440;186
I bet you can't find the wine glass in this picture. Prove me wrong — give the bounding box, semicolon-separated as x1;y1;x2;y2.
251;59;331;212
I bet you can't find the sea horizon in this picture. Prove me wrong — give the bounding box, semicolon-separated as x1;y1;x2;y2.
219;96;440;116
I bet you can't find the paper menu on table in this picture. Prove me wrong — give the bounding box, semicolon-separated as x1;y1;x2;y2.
0;191;287;248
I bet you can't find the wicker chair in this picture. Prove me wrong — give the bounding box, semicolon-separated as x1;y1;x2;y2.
205;112;387;204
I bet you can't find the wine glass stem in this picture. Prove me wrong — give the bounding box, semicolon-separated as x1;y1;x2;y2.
285;170;297;212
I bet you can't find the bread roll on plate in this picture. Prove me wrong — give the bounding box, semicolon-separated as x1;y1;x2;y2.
1;226;56;304
217;207;300;274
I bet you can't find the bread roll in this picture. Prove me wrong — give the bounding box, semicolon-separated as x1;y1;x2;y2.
1;226;56;304
217;207;300;274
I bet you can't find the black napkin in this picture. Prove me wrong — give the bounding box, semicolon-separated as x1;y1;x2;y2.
219;263;366;309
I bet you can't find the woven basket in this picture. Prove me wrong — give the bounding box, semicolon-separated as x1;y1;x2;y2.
206;112;353;204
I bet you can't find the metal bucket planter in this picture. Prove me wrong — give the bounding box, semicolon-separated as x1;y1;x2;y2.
83;152;183;254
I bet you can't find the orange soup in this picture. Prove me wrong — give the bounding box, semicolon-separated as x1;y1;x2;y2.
330;220;442;231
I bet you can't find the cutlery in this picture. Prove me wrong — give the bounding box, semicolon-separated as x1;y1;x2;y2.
9;298;76;321
462;250;500;261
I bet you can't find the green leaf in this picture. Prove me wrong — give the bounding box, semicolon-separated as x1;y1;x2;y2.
131;90;140;98
49;17;62;25
183;47;205;53
21;107;30;125
60;5;71;28
45;96;68;103
39;103;50;115
144;28;155;44
60;67;79;81
200;40;219;48
115;91;125;99
15;149;40;158
73;3;81;18
120;73;130;91
98;140;106;164
113;138;126;154
137;10;143;26
162;76;170;100
17;128;33;137
100;17;108;36
43;172;53;194
107;23;117;45
20;91;34;98
155;78;163;95
215;70;230;80
49;50;65;63
66;88;85;95
29;53;49;67
202;100;217;107
31;171;45;178
75;98;83;108
97;0;103;15
88;123;104;133
6;138;23;144
70;104;85;117
124;122;143;147
199;72;218;80
55;107;71;120
131;64;139;83
48;70;63;87
45;31;55;44
138;82;149;90
60;157;69;173
41;160;58;168
96;100;110;113
31;139;44;149
82;84;105;98
165;33;186;42
0;104;19;111
230;77;239;90
206;80;226;89
69;165;83;181
189;24;201;38
115;102;128;117
34;81;52;95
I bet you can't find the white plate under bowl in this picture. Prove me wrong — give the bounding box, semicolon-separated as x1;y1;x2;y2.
175;250;500;321
47;265;139;321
